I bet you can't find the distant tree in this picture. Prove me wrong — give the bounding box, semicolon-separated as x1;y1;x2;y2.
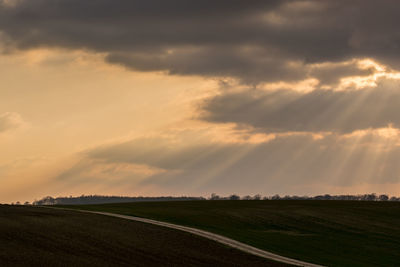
210;193;220;200
362;193;377;201
16;201;21;205
242;195;252;200
379;194;389;201
271;194;280;200
33;195;205;205
24;201;30;205
253;194;262;200
229;194;240;200
323;194;332;200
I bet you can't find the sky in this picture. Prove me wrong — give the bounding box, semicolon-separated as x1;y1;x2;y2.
1;0;400;203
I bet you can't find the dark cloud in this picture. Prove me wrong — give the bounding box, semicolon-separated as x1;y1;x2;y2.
309;61;375;86
201;79;400;133
0;0;399;83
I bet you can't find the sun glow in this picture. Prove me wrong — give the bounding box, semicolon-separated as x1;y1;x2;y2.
339;59;400;90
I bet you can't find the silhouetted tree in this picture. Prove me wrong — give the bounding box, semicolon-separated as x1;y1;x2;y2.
33;195;205;205
362;194;377;201
379;194;389;201
229;194;240;200
210;193;220;200
253;194;262;200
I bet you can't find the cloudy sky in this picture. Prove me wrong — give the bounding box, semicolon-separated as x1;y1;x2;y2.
1;0;400;203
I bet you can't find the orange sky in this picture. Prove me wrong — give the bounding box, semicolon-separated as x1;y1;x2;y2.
1;49;400;203
1;1;400;203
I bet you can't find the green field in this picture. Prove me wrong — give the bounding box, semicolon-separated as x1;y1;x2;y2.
0;205;287;267
61;200;400;267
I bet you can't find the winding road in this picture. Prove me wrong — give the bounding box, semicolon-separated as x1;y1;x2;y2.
67;208;324;267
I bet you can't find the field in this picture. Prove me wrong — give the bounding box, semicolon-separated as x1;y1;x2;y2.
0;205;287;267
61;200;400;267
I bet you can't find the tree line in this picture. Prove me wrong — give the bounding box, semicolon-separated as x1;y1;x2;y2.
210;193;398;201
18;193;400;205
30;195;206;205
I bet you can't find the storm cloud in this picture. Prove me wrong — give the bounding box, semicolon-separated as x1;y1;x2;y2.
201;78;400;133
1;0;400;83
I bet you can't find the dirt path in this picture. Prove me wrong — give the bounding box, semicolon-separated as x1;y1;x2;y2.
72;209;324;267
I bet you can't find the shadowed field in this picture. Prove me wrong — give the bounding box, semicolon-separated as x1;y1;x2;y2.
0;205;287;267
61;200;400;267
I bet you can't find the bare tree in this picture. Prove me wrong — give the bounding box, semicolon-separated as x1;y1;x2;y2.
253;194;262;200
379;194;389;201
210;193;220;200
229;194;240;200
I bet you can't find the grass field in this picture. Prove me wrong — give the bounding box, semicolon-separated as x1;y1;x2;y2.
0;205;287;267
61;200;400;267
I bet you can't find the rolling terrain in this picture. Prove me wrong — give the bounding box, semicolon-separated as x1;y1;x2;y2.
0;205;287;267
61;200;400;267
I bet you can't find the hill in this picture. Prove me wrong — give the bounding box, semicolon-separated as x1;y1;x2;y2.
0;205;286;267
60;200;400;266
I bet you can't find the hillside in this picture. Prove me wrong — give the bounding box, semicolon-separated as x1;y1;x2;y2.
0;205;286;267
61;200;400;266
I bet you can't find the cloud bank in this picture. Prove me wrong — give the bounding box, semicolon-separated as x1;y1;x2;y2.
1;0;400;83
201;79;400;133
56;130;400;195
